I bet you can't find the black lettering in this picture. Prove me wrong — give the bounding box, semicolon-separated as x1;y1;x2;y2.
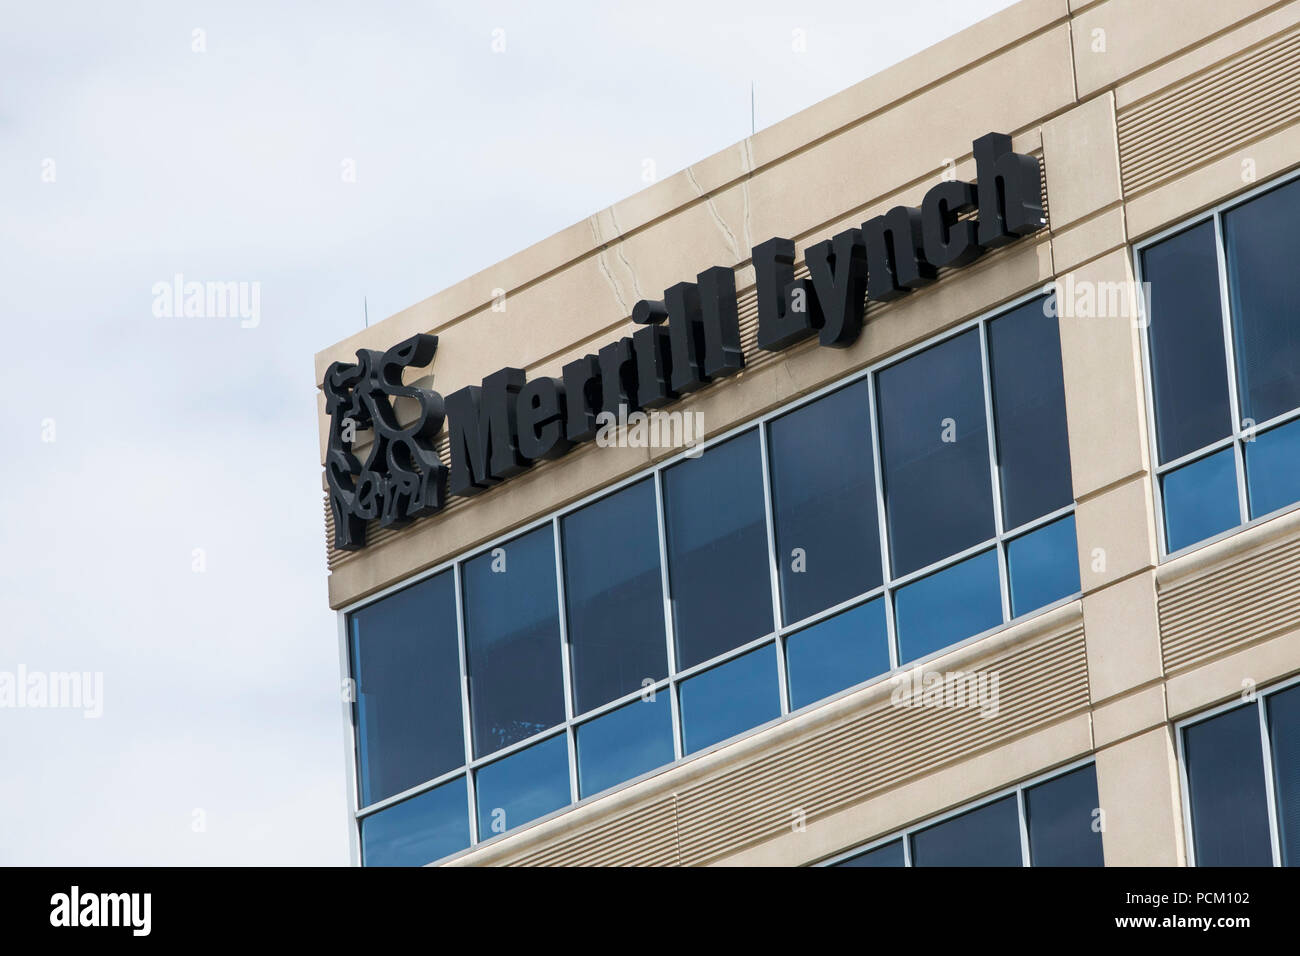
922;180;982;268
662;283;709;393
445;367;526;497
862;206;936;301
598;337;638;414
633;323;674;409
806;228;869;348
516;376;571;461
697;265;745;378
973;132;1046;248
755;236;822;351
561;354;602;443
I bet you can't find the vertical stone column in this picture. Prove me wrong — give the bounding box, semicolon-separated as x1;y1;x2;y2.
1042;92;1185;865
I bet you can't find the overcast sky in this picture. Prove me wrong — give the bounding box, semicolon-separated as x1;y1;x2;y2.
0;0;1018;865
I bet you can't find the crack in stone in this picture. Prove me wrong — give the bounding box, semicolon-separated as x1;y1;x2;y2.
686;164;741;264
607;207;645;303
588;215;631;316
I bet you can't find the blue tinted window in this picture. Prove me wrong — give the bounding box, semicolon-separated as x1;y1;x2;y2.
576;695;674;798
679;643;780;755
894;549;1002;664
1246;418;1300;520
1007;516;1080;617
350;572;464;806
474;734;570;838
768;381;882;625
1267;685;1300;866
1142;222;1233;464
785;598;890;711
1024;764;1104;866
877;330;995;576
988;298;1073;529
360;777;469;866
1162;448;1239;553
1224;179;1300;426
1184;704;1273;866
833;839;905;867
463;526;564;757
910;795;1022;866
662;431;774;669
562;479;667;714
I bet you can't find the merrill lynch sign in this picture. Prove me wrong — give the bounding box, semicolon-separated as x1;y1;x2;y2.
324;132;1045;551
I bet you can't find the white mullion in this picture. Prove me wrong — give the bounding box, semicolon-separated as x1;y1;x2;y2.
1133;242;1171;556
355;763;477;820
866;370;898;671
1242;403;1300;439
337;613;362;866
1174;717;1197;867
778;584;887;637
670;630;777;682
758;423;791;715
978;319;1012;624
552;516;580;804
654;469;683;761
1003;502;1076;540
1016;786;1032;867
889;534;999;591
1212;212;1251;525
452;562;478;845
1153;432;1238;475
466;723;567;770
1256;695;1283;867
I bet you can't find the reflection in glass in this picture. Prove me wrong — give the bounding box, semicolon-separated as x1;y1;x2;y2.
1245;418;1300;521
576;694;674;798
1162;448;1239;553
662;431;773;669
1142;221;1233;464
894;549;1002;664
910;795;1022;866
832;839;905;868
785;599;889;711
562;479;667;714
768;381;881;625
679;643;780;755
1007;516;1080;617
1024;764;1104;866
877;330;994;577
474;733;570;838
1224;178;1300;426
360;777;470;867
987;297;1073;530
1183;704;1273;866
350;571;464;806
463;526;564;757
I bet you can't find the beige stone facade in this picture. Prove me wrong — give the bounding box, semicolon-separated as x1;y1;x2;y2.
318;0;1300;865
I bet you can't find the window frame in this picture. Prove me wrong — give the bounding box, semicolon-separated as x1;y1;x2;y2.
1173;672;1300;868
817;757;1101;866
336;284;1081;866
1134;168;1300;562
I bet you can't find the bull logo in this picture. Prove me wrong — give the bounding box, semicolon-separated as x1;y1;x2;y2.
323;333;447;551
